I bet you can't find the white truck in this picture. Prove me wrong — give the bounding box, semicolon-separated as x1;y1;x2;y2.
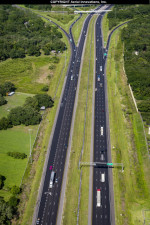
49;171;55;188
100;126;103;136
97;189;101;207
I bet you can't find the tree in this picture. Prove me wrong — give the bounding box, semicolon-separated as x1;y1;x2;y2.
138;101;150;112
8;107;23;126
34;94;54;109
0;117;11;130
8;105;42;126
10;185;21;195
0;198;14;224
4;81;15;93
8;196;19;208
27;46;41;57
0;85;6;96
23;97;39;110
0;95;7;106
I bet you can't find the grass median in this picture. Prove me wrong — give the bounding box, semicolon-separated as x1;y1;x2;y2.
106;25;150;225
62;15;97;225
72;14;87;45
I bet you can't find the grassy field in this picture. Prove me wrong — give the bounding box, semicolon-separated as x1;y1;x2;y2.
0;92;34;119
0;125;38;200
72;14;87;45
106;25;150;225
62;15;97;225
0;55;61;94
0;47;69;204
20;28;71;225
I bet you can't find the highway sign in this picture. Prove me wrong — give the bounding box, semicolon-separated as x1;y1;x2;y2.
107;163;113;166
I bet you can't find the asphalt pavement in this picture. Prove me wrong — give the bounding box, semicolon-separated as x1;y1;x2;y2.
92;4;114;225
34;6;102;225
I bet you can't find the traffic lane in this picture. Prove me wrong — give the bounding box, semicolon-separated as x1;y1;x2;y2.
37;57;77;222
93;168;110;225
93;10;111;225
41;82;77;224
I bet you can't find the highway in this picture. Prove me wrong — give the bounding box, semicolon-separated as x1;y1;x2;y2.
35;5;102;225
92;5;113;225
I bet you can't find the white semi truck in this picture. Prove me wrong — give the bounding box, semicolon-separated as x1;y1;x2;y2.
49;171;55;188
97;189;101;207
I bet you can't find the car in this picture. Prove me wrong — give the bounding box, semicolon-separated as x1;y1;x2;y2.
55;178;58;183
71;75;74;80
36;218;40;224
100;66;102;71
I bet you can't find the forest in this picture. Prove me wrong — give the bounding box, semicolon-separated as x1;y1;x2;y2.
107;5;150;124
0;5;66;61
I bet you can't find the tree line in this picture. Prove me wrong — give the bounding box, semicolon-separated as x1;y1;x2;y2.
0;5;66;61
107;5;150;124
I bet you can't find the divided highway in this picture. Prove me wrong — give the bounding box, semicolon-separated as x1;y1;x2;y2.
93;5;114;225
35;6;102;225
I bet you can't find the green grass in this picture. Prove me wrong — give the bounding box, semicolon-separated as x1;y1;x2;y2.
0;125;38;200
0;56;58;94
20;25;71;225
0;92;34;119
106;25;150;225
72;14;87;45
62;15;97;225
102;13;109;48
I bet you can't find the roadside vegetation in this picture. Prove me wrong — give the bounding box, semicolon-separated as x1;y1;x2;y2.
62;15;97;225
106;4;150;154
105;23;150;225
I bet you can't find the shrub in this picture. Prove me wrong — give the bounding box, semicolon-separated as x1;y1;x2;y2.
41;85;49;92
0;175;6;189
10;186;21;195
50;56;59;64
49;64;56;70
7;152;27;159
